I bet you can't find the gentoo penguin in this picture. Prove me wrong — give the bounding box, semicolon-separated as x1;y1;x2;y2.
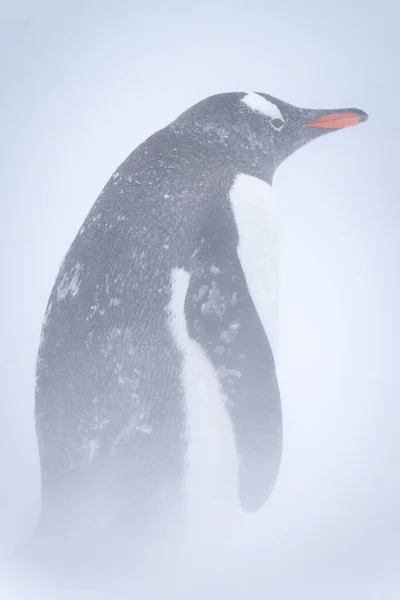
34;92;367;561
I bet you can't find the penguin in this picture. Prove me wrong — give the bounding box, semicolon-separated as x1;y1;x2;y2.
34;92;367;563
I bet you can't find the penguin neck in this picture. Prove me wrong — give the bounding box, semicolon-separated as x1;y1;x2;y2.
165;116;277;186
169;123;275;185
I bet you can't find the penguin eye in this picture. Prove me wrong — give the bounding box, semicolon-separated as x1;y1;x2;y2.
270;118;285;131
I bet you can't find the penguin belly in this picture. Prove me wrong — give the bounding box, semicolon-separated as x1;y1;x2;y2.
168;267;239;540
229;173;279;357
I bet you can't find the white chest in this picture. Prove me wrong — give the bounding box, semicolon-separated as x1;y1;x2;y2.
228;173;279;356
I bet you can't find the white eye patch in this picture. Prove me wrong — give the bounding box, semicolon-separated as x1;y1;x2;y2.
241;92;284;124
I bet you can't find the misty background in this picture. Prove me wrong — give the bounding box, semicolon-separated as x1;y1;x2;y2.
0;0;399;597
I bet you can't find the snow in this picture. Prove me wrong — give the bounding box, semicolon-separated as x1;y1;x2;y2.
241;92;284;121
88;439;99;462
56;262;83;301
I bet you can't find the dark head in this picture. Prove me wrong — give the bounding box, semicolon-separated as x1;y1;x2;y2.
172;91;368;184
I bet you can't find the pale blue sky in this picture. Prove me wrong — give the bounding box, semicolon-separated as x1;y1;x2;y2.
0;0;399;597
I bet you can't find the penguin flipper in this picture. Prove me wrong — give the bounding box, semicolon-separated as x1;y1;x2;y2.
184;251;282;512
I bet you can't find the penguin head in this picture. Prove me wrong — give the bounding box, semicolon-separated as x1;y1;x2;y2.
173;92;368;183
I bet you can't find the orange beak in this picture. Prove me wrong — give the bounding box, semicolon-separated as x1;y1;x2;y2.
303;111;368;129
